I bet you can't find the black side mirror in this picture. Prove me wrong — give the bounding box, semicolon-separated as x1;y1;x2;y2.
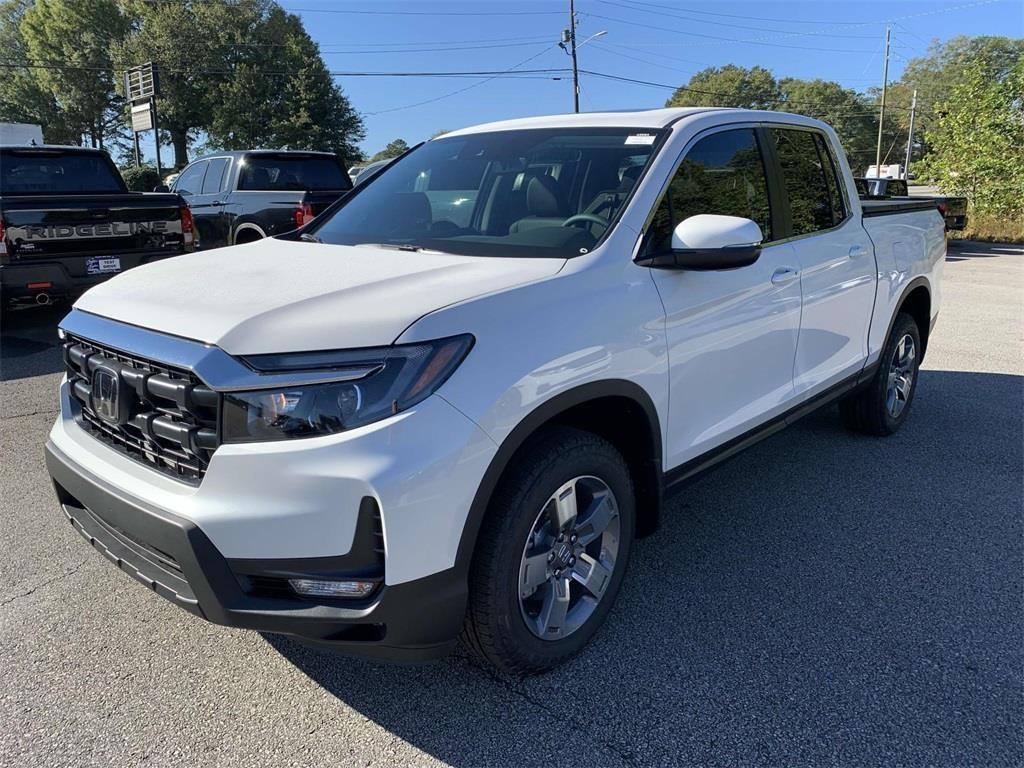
153;184;170;193
638;244;762;271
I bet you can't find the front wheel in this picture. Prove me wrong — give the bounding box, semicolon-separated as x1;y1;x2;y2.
840;312;922;435
462;427;635;675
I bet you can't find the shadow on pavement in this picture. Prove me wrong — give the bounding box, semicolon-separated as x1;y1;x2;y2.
946;239;1024;262
269;368;1023;766
0;303;67;381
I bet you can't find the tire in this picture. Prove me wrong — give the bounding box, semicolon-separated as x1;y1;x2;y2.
840;312;922;436
462;426;636;675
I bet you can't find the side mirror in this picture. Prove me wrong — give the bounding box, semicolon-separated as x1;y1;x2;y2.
638;214;763;270
153;184;170;193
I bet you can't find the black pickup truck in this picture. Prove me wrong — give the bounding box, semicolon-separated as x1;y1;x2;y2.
0;146;194;309
161;150;351;249
855;176;967;231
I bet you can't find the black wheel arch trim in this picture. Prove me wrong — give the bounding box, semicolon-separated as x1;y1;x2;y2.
884;275;932;361
453;379;664;577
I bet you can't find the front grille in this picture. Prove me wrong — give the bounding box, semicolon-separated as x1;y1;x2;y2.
64;334;220;483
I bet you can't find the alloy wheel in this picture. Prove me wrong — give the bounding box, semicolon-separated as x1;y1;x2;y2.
886;333;917;418
517;475;621;640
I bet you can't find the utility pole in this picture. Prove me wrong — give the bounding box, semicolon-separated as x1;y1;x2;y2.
569;0;580;113
874;26;891;174
903;89;918;180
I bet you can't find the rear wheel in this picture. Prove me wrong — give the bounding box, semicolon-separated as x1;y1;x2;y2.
462;427;635;675
840;312;921;435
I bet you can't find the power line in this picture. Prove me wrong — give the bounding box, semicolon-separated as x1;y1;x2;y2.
319;40;556;55
587;0;1005;27
578;69;930;114
596;0;881;38
0;59;571;79
365;45;564;115
583;12;877;53
281;5;564;16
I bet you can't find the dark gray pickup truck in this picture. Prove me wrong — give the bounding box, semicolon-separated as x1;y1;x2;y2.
162;150;352;249
0;146;194;309
855;176;968;231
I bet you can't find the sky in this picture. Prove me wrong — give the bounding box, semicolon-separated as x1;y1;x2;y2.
138;0;1023;164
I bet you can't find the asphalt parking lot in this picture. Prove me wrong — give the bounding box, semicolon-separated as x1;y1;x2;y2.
1;240;1021;767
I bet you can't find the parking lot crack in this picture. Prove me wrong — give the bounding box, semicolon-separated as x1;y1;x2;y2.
0;408;59;422
0;557;91;609
471;660;639;767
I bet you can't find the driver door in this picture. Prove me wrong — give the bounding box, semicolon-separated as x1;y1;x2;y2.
644;126;802;470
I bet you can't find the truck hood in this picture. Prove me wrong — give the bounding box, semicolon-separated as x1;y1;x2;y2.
74;239;566;354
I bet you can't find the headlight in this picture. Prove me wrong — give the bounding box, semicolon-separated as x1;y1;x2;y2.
221;335;473;443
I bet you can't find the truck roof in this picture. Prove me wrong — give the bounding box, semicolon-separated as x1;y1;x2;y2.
440;107;831;137
0;144;108;153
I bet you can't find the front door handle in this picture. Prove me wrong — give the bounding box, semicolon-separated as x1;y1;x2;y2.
771;267;800;285
849;245;869;258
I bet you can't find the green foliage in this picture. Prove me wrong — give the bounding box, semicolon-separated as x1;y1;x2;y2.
921;56;1024;220
120;163;161;191
202;3;363;163
665;66;887;169
884;36;1024;141
370;138;410;162
0;0;363;165
666;65;780;110
20;0;128;148
0;0;76;144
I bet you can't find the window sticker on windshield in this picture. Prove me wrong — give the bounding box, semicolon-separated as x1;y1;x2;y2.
624;133;656;145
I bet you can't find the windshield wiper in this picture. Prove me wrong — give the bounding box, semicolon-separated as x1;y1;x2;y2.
355;242;451;255
299;232;323;243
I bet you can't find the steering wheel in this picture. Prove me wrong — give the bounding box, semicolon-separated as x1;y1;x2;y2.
561;213;610;229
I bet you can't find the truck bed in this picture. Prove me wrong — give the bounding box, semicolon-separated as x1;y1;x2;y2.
860;197;940;217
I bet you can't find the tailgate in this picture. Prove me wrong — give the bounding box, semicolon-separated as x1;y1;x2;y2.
304;189;348;216
3;195;187;278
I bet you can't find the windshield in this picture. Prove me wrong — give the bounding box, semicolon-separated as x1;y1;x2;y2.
238;155;350;191
308;128;664;258
0;150;126;195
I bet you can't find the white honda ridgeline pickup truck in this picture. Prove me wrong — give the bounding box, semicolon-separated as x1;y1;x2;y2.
46;109;944;673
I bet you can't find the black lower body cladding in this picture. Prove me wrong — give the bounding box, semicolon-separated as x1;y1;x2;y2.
44;440;468;662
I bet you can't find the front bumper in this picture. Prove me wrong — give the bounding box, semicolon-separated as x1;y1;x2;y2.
46;439;467;661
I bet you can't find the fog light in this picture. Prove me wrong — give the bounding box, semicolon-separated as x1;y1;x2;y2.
288;578;377;599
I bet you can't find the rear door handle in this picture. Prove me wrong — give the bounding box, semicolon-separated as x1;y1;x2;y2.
771;267;800;285
849;245;869;258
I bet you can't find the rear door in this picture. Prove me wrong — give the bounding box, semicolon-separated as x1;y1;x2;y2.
767;126;876;396
180;157;231;249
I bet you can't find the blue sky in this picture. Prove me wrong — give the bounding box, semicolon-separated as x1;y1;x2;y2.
140;0;1022;164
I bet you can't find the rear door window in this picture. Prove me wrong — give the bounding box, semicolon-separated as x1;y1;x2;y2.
201;158;230;195
770;128;836;236
237;155;350;191
0;150;125;194
174;161;207;196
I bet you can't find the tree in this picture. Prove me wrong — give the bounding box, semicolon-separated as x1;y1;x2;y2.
112;0;240;167
369;139;410;162
665;65;780;110
207;3;364;162
921;55;1024;219
20;0;129;148
884;36;1024;150
120;163;161;191
0;0;78;144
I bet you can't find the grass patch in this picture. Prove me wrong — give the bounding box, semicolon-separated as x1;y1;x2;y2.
949;213;1024;244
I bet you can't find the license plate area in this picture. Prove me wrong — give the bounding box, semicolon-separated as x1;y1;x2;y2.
86;256;121;275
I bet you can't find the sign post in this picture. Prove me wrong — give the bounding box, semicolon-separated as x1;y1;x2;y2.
125;63;162;177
